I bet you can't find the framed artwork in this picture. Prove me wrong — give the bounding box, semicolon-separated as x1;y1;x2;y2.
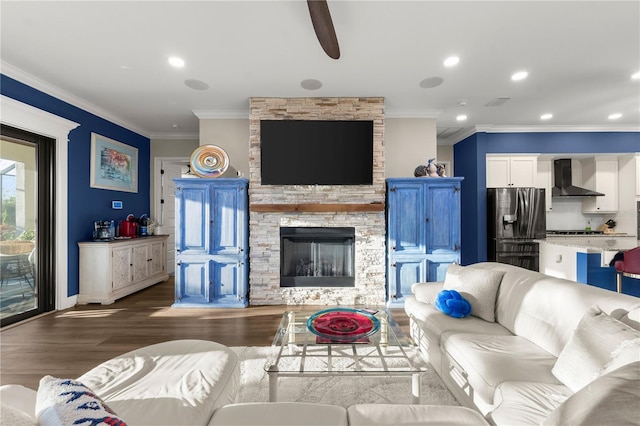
90;133;138;193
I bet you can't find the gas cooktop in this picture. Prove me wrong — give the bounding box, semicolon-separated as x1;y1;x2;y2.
547;230;605;235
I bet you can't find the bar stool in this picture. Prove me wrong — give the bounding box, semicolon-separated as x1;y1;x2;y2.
614;247;640;293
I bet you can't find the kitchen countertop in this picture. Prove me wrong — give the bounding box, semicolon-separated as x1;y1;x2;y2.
537;236;638;252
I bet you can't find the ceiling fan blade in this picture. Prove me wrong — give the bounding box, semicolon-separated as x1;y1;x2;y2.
307;0;340;59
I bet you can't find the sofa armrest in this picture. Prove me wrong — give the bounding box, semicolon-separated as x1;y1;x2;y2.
411;282;444;305
0;384;37;423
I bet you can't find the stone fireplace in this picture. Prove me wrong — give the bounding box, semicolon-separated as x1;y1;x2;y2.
248;97;386;306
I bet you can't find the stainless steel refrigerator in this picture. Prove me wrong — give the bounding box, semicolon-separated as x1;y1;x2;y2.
487;187;546;271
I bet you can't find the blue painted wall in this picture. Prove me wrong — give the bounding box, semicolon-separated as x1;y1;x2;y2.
1;74;151;297
454;131;640;265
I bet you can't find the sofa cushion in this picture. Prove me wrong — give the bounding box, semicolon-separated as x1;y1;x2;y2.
347;404;490;425
552;306;640;392
469;262;640;357
208;403;348;426
0;404;36;426
35;376;126;426
542;361;640;426
619;305;640;330
0;384;37;424
405;299;512;346
487;381;571;426
442;263;504;322
411;282;445;305
442;333;559;404
78;340;240;426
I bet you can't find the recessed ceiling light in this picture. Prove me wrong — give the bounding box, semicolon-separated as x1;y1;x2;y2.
184;79;209;90
172;124;181;129
456;114;467;121
168;57;185;68
632;71;640;80
608;113;622;120
540;113;553;120
301;79;323;90
120;65;130;70
419;76;444;89
443;56;460;67
511;71;528;81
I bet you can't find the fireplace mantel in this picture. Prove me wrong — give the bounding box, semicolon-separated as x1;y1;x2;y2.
250;203;385;213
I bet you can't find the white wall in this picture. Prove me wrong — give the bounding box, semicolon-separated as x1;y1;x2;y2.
149;138;199;208
199;119;250;178
437;144;454;175
195;116;439;180
384;118;437;178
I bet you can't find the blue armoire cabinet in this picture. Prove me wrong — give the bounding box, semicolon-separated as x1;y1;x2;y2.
173;178;249;308
386;177;463;307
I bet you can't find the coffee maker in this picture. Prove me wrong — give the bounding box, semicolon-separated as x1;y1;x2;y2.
93;220;114;241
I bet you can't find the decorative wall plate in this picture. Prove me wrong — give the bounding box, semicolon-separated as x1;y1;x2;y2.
190;145;229;178
307;308;380;342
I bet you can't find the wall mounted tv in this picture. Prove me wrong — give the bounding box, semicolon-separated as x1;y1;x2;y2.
260;120;374;185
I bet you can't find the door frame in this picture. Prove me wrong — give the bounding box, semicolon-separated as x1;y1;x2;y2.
153;157;190;275
153;157;189;227
1;95;79;311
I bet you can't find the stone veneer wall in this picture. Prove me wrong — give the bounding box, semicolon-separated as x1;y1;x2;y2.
248;97;386;305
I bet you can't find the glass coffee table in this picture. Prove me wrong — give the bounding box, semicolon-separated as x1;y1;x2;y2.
264;308;423;403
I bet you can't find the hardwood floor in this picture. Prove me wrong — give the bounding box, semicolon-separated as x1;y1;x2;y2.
1;277;410;390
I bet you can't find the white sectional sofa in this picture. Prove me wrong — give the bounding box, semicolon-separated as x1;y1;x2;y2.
0;339;489;426
404;262;640;425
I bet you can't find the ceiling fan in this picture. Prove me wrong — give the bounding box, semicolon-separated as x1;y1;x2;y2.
307;0;340;59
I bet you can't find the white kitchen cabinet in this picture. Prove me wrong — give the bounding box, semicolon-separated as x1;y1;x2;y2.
539;241;579;282
536;160;553;211
78;235;169;305
486;155;538;188
581;157;618;213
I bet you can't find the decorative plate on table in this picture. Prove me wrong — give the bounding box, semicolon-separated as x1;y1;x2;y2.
307;308;380;342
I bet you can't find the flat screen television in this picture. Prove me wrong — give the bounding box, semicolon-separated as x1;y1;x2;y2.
260;120;374;185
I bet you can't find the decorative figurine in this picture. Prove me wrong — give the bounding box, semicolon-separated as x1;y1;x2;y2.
414;165;429;177
426;158;439;177
437;162;447;177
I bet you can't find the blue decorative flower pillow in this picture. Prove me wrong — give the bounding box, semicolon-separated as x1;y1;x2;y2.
435;289;472;318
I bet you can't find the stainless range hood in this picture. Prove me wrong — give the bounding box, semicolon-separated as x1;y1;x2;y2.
552;159;604;197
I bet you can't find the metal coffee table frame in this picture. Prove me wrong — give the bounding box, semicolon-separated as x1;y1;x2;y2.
264;309;423;404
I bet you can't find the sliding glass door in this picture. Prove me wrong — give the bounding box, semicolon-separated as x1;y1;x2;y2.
0;125;55;327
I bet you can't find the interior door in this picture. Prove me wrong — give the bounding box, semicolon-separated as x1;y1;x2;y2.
159;160;186;275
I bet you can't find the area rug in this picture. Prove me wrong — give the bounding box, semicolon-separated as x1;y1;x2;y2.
230;346;459;407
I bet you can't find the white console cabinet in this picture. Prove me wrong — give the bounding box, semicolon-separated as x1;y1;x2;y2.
78;235;169;305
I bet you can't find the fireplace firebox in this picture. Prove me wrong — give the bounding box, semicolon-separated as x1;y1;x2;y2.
280;227;355;287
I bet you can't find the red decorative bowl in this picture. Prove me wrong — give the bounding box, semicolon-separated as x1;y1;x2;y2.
307;308;380;342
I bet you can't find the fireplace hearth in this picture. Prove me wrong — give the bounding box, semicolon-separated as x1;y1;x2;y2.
280;227;355;288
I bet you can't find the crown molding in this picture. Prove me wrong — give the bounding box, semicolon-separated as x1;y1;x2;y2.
1;61;151;138
384;108;442;119
474;124;640;133
193;109;249;119
148;132;199;140
441;124;640;145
